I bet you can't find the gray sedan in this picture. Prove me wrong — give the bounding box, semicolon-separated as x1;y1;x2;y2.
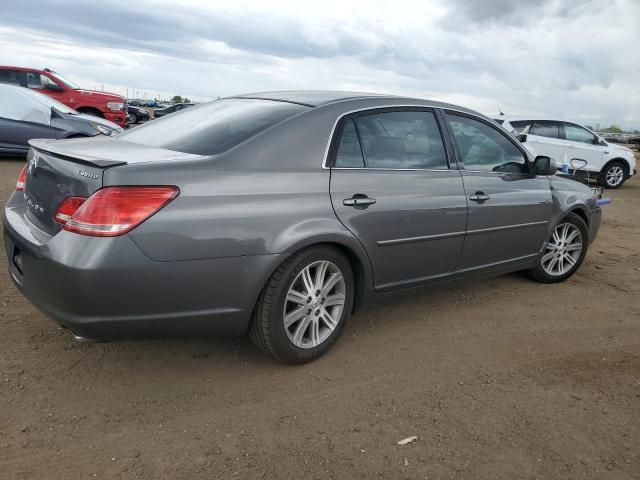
0;83;122;156
3;92;601;363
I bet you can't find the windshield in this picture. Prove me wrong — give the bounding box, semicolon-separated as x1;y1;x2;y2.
49;71;80;90
119;98;310;155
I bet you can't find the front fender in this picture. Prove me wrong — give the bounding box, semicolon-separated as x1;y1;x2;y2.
546;175;598;243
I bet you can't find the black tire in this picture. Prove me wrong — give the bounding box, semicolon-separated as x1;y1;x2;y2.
529;212;589;283
128;112;138;124
249;246;354;363
599;161;626;189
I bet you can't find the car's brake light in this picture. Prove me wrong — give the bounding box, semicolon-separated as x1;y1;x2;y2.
16;165;27;191
61;186;178;237
54;197;87;225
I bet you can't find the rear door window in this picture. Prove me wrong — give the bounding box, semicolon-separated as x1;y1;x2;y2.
119;98;309;155
349;110;448;169
0;69;24;86
531;120;560;139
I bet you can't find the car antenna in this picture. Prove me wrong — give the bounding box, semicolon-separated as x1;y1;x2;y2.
497;105;505;116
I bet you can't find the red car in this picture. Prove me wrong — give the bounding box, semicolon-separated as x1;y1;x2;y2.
0;66;127;127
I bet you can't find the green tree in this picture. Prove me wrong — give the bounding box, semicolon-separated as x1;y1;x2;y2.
602;124;623;133
171;95;183;103
183;98;191;103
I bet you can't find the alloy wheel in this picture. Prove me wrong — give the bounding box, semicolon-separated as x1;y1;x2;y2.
283;260;346;349
541;223;583;277
605;165;624;187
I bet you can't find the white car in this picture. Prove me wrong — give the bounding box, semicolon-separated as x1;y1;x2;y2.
495;117;636;188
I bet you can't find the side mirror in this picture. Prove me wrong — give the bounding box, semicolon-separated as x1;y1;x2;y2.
516;133;527;143
533;156;557;176
44;83;63;92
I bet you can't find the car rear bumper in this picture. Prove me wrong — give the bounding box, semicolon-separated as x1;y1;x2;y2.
103;111;127;128
3;194;280;339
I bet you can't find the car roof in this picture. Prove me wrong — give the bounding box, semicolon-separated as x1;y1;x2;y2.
497;115;586;125
232;91;392;107
230;90;483;117
0;65;44;73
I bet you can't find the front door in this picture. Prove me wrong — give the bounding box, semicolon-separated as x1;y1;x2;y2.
329;109;468;292
562;122;606;173
444;112;553;273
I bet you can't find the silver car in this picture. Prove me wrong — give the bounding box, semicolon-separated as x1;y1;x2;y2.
3;92;601;363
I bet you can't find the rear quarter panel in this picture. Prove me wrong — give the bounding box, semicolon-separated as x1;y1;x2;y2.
102;105;372;271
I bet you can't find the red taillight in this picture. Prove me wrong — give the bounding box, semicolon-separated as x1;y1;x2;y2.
60;186;179;237
16;165;27;191
54;197;87;225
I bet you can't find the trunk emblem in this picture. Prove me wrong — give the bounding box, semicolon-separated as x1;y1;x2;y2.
28;152;39;177
77;170;98;179
24;193;45;214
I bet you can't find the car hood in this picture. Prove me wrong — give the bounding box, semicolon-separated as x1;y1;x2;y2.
610;143;633;154
60;111;123;132
73;89;125;102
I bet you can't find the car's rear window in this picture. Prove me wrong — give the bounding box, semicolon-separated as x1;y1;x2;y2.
119;98;310;155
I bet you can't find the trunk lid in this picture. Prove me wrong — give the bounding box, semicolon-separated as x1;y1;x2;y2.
24;138;201;236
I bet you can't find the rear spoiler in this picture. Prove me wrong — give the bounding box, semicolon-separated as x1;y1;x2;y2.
29;139;127;167
28;138;203;168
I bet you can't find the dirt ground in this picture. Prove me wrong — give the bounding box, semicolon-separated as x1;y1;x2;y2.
1;155;639;480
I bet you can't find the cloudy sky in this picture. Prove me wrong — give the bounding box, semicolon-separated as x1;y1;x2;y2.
1;0;639;128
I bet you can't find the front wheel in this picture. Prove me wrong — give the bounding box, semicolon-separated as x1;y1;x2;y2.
599;161;626;189
249;246;354;363
529;212;589;283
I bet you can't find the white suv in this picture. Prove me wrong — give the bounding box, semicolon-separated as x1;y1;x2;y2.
495;117;636;188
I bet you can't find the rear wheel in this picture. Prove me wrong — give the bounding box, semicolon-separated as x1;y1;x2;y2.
128;112;138;124
249;246;353;363
529;213;589;283
599;161;626;189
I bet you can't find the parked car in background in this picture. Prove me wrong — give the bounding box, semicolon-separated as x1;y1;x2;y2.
153;103;194;118
4;92;601;363
126;105;151;124
0;83;122;156
0;66;127;127
128;100;142;107
496;116;636;188
144;100;160;108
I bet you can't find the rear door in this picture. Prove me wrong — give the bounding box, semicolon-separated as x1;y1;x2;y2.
562;122;606;173
526;120;567;166
329;108;468;292
444;112;552;274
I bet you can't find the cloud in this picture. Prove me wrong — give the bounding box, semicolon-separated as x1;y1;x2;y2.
1;0;638;128
439;0;600;27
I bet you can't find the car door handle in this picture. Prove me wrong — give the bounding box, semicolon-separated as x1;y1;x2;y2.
343;194;376;209
469;192;490;203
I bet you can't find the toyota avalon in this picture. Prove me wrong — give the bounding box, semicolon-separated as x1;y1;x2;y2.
3;92;602;363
